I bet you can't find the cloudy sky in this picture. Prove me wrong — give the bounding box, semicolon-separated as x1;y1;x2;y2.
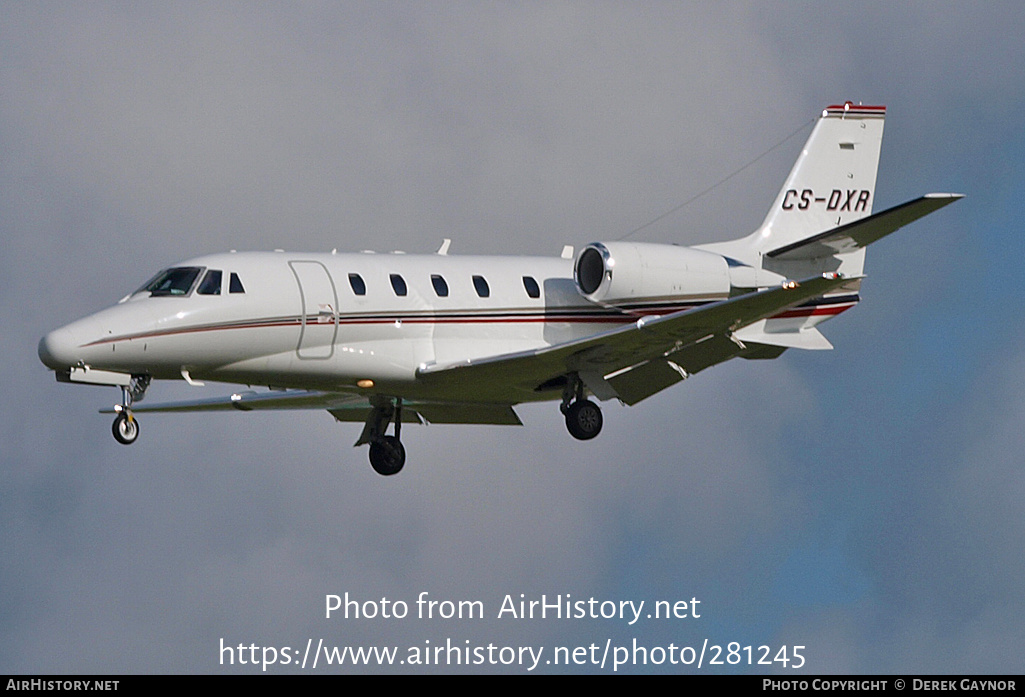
3;2;1023;674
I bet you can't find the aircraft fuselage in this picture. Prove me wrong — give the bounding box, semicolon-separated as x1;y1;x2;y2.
38;250;730;405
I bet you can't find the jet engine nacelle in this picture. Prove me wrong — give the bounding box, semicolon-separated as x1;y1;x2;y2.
574;241;730;306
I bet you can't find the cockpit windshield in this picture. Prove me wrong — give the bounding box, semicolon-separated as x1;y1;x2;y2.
136;267;204;296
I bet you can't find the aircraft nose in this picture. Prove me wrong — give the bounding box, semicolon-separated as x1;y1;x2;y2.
38;327;80;369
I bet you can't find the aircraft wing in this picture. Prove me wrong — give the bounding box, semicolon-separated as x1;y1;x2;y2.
100;389;522;425
100;389;363;413
417;273;852;403
767;193;963;260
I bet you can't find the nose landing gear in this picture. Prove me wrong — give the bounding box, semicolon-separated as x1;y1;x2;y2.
110;376;149;445
112;408;139;444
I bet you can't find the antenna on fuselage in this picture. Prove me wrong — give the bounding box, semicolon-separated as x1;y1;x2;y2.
437;238;452;255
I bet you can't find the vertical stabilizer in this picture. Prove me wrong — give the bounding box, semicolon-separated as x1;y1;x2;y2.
760;103;885;245
712;103;886;264
696;103;888;343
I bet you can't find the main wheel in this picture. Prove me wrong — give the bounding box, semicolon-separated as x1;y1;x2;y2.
112;412;140;445
565;399;603;441
369;435;406;476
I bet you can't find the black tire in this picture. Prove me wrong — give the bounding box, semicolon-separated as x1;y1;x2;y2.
112;412;140;445
369;436;406;476
565;399;602;441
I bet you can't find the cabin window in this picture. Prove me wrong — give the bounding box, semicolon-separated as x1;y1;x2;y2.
431;274;449;297
390;274;407;297
472;275;490;298
522;275;540;298
348;273;366;296
197;269;222;295
138;267;203;297
229;272;245;293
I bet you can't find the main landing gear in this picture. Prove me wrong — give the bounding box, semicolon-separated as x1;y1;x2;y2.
356;397;407;476
561;375;603;441
369;436;405;477
110;376;149;445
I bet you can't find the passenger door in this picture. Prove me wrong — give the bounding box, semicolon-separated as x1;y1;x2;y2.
289;261;338;359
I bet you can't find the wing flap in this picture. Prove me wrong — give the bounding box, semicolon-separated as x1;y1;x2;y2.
326;402;522;425
416;404;522;425
606;358;688;406
608;332;773;405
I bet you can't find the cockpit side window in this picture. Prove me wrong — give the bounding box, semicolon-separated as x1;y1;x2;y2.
139;267;203;296
229;272;245;294
197;269;222;295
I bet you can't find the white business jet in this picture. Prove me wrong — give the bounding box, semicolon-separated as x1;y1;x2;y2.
38;103;961;475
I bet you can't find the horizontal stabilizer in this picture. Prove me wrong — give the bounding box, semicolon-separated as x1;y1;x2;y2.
767;193;963;260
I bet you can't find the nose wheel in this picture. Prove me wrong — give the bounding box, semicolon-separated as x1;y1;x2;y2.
112;410;139;445
110;379;147;445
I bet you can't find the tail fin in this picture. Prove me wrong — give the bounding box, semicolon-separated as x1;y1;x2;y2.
695;103;962;352
757;103;886;253
705;103;962;275
701;103;886;276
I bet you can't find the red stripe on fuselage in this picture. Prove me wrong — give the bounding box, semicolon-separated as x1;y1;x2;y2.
80;300;855;347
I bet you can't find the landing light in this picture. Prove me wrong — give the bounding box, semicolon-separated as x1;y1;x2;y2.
356;379;374;389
